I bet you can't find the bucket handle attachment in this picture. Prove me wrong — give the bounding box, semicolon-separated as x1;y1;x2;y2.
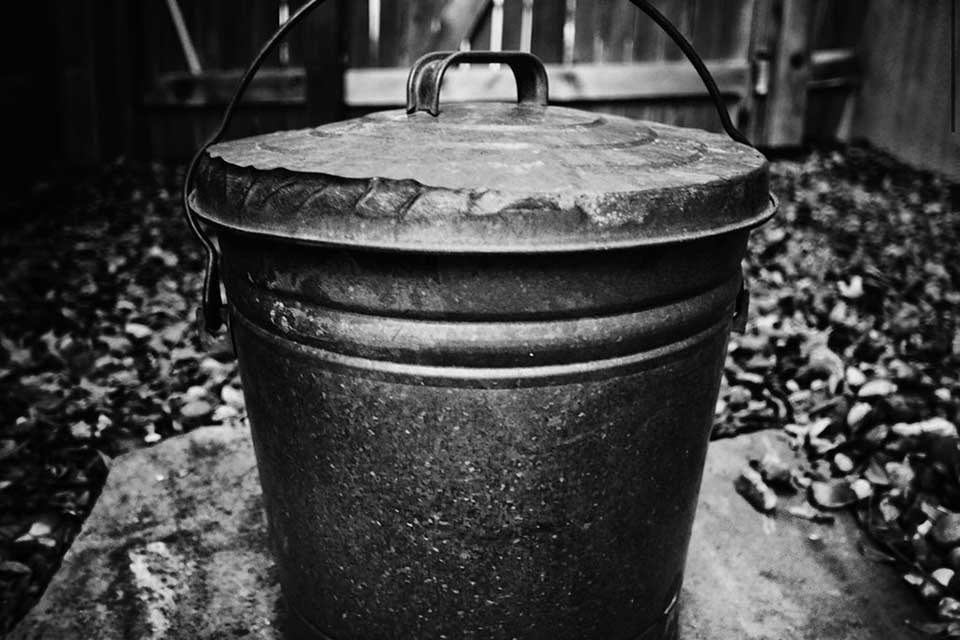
406;50;549;116
183;0;755;335
182;0;336;335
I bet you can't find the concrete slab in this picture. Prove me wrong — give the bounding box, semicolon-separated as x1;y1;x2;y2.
9;426;929;639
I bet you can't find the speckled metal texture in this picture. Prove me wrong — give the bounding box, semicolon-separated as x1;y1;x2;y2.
218;226;747;639
192;87;772;638
191;103;772;252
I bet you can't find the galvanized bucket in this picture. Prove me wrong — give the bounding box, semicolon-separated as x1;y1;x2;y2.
185;2;775;638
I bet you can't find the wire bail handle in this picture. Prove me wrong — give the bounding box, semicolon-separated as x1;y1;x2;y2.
183;0;753;336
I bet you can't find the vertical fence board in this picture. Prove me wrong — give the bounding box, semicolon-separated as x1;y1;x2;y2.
631;0;669;61
804;0;865;142
50;0;101;164
92;0;144;160
42;0;960;173
594;0;637;62
140;1;282;73
744;0;775;143
744;0;811;147
856;0;905;149
346;0;372;67
293;0;346;125
378;0;412;66
810;0;869;50
141;1;178;77
637;0;707;62
766;0;810;146
692;0;752;59
650;0;695;62
573;0;597;62
429;0;491;51
897;1;928;140
224;1;280;69
854;0;960;181
189;1;222;69
502;0;526;51
406;0;448;57
472;4;494;51
531;0;565;62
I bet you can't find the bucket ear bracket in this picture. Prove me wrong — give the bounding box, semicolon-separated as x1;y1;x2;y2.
732;277;750;334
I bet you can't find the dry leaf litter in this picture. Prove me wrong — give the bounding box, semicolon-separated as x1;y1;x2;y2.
0;162;244;632
724;148;960;637
0;146;956;635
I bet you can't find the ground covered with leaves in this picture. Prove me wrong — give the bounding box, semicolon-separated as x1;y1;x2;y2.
724;147;960;636
0;146;957;635
0;163;245;632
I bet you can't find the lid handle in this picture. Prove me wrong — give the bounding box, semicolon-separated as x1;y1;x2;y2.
184;0;755;336
406;51;549;116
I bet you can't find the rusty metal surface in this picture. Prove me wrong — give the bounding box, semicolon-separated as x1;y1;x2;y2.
192;60;772;638
234;312;728;639
221;232;747;369
220;227;745;638
192;104;771;252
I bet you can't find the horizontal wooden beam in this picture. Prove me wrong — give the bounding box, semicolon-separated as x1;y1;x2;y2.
345;60;751;107
144;68;306;107
808;48;859;90
143;51;855;111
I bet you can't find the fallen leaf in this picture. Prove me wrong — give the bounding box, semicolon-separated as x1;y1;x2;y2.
734;467;778;513
892;418;958;439
180;400;213;422
124;322;153;340
810;478;872;509
859;379;898;398
941;597;960;621
846;402;873;429
786;503;835;523
221;385;245;409
0;561;31;576
935;569;957;588
933;513;960;547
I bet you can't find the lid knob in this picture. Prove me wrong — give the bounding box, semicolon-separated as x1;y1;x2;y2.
406;50;550;117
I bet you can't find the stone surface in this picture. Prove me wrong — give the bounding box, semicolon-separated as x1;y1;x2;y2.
9;426;282;640
10;426;928;639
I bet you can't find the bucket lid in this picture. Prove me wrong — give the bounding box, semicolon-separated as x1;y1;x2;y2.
191;54;772;253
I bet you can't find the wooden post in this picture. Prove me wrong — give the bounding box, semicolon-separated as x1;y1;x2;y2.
296;0;346;126
745;0;810;147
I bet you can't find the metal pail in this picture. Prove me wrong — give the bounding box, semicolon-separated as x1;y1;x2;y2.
186;4;774;637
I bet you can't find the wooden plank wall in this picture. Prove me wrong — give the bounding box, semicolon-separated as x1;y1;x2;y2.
141;0;310;159
141;0;347;159
18;0;955;181
20;0;866;164
1;1;146;173
344;0;864;144
345;0;756;133
1;2;85;174
853;0;960;181
806;0;869;142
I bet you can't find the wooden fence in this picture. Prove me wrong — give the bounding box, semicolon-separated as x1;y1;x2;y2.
853;0;960;181
136;0;861;159
11;0;954;181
